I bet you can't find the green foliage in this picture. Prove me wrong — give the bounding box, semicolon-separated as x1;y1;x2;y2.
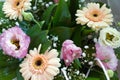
0;50;19;80
0;52;19;67
49;26;73;49
0;2;4;18
114;47;120;59
0;65;18;80
27;24;51;53
16;68;24;80
69;0;79;22
73;59;81;69
42;4;57;29
86;77;100;80
53;0;71;27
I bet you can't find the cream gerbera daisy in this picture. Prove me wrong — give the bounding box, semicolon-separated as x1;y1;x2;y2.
2;0;31;21
75;3;113;30
20;44;61;80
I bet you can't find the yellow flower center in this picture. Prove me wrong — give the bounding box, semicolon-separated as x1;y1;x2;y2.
85;9;105;22
31;55;48;74
106;33;114;41
11;39;20;50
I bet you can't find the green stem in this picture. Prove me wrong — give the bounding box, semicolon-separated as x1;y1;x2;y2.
33;19;41;29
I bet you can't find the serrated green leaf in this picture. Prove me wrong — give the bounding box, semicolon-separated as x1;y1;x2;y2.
53;0;71;27
27;25;51;53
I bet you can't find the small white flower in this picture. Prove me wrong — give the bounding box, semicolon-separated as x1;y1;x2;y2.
84;45;89;49
99;27;120;48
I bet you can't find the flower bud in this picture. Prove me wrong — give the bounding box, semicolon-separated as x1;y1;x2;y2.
22;11;34;21
107;70;114;78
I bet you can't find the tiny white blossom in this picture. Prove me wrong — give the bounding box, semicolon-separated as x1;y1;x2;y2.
84;45;89;49
33;6;37;10
82;52;86;57
49;1;53;5
88;61;93;65
45;4;49;7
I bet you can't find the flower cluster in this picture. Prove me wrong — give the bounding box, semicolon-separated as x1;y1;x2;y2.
0;0;120;80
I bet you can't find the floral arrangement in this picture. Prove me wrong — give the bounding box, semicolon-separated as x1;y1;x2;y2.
0;0;120;80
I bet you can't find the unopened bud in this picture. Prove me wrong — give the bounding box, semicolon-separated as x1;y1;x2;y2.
107;70;114;78
22;11;34;21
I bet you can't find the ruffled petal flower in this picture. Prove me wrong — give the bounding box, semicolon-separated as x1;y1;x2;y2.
0;26;30;58
20;44;61;80
98;27;120;48
95;43;118;71
61;40;82;66
2;0;31;21
75;3;113;30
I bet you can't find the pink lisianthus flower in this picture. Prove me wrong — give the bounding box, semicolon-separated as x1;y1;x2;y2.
0;26;30;58
95;43;118;71
61;40;82;66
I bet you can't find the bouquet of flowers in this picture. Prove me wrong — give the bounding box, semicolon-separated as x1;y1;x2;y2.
0;0;120;80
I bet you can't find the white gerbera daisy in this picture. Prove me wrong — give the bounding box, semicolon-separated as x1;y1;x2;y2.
75;3;113;30
2;0;31;21
20;44;61;80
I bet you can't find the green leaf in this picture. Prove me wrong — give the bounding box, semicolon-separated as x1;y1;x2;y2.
42;4;56;29
27;25;51;53
73;59;81;69
110;71;119;80
69;0;79;21
86;77;100;80
0;50;19;67
49;27;73;49
0;65;18;80
88;67;106;80
53;0;71;27
71;26;83;47
0;2;5;18
114;48;120;59
16;68;24;80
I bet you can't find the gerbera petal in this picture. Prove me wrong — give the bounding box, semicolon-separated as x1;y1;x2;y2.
2;0;31;20
75;2;113;30
45;49;58;59
19;44;61;80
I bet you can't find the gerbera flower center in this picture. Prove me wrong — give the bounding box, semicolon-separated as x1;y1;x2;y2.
85;9;105;22
31;55;48;73
11;39;20;50
106;33;114;41
93;14;98;17
35;60;42;66
16;2;20;6
13;0;24;9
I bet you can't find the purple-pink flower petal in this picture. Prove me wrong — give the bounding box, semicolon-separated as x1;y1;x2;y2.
0;26;30;58
95;43;118;71
61;40;82;66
